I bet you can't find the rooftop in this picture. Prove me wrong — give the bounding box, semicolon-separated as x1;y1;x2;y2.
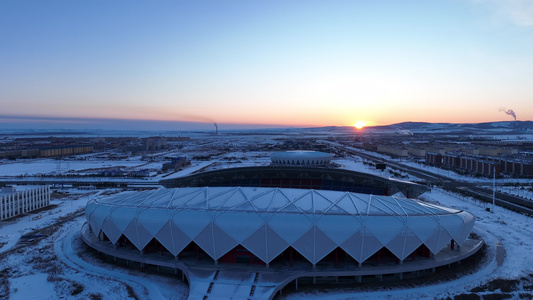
91;186;461;217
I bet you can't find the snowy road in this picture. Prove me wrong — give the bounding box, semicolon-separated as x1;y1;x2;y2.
55;219;188;299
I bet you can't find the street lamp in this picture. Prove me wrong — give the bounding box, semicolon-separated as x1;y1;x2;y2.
492;166;496;213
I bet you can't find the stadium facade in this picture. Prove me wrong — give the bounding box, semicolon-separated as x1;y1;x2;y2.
159;166;429;198
85;186;475;267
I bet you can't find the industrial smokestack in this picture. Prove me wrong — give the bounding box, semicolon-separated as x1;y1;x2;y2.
499;108;517;121
214;122;219;135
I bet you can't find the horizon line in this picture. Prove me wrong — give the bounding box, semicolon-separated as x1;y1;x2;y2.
0;114;529;131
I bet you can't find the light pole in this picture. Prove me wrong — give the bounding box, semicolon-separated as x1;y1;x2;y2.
492;166;496;213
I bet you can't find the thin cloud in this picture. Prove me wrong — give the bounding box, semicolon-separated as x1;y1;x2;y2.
0;115;294;131
0;115;96;124
471;0;533;26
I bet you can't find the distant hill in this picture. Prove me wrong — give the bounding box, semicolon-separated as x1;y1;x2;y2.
367;121;533;134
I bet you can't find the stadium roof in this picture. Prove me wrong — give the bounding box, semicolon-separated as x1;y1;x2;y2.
92;186;454;216
86;187;474;264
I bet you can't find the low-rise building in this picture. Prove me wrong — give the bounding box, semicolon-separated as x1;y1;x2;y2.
0;186;50;221
443;153;461;168
425;152;442;166
40;146;93;157
478;147;518;156
407;147;426;157
500;157;533;177
376;145;408;157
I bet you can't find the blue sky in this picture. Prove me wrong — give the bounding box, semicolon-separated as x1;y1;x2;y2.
1;0;532;129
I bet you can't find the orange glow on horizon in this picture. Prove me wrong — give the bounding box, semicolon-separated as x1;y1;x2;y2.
353;120;366;129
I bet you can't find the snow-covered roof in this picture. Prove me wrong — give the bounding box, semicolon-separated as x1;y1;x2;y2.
270;151;333;159
0;185;44;195
92;187;456;216
270;151;333;165
86;187;474;264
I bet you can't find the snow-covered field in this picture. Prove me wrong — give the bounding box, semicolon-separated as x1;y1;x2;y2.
0;190;188;299
0;159;140;176
1;147;532;299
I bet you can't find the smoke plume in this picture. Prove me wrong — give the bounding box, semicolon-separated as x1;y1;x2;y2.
499;108;517;121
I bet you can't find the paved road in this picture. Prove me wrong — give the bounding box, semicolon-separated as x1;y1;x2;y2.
0;177;159;188
327;142;533;215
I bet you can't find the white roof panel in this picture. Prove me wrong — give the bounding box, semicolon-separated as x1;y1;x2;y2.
86;186;475;264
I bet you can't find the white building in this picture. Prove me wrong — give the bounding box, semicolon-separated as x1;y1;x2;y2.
85;186;474;267
0;186;51;220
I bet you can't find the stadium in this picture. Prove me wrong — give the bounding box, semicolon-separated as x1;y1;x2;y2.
269;150;334;166
82;151;483;297
85;186;476;265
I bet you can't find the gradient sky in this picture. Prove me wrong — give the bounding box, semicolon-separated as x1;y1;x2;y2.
1;0;532;129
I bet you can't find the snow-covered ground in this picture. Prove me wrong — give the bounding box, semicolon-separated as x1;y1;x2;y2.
0;158;143;176
497;186;533;202
334;158;416;181
0;190;188;299
1;145;532;299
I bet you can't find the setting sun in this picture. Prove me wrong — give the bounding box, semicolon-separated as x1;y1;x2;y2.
353;121;366;129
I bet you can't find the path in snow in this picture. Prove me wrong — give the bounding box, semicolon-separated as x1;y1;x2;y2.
55;219;188;299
